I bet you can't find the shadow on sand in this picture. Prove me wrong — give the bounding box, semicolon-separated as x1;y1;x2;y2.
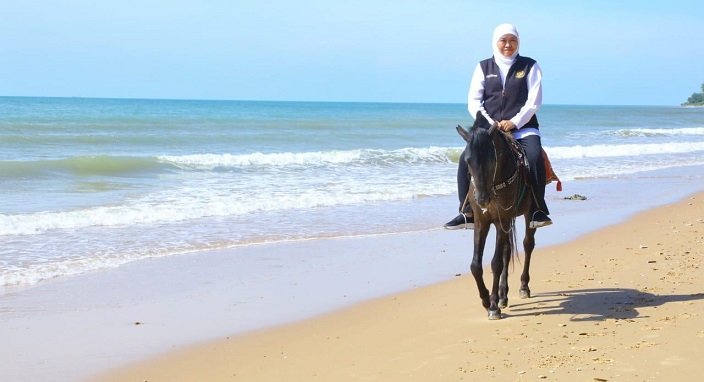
503;288;704;321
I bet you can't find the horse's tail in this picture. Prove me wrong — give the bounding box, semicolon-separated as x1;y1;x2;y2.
509;217;519;267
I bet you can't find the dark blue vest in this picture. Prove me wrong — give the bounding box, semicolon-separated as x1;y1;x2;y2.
479;55;539;128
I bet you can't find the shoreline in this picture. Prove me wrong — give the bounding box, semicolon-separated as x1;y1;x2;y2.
4;163;704;296
95;191;704;381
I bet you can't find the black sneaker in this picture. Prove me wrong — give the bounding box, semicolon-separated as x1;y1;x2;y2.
444;214;474;230
529;211;553;229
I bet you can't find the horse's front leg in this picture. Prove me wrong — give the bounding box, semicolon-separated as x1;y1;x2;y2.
498;229;512;310
488;228;510;320
520;214;536;299
471;222;491;310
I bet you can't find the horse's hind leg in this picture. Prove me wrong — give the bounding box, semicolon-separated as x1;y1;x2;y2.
520;215;536;299
498;234;511;309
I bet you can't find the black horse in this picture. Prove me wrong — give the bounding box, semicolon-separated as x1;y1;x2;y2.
456;118;537;320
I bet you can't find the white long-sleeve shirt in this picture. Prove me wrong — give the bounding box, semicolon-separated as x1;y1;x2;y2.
467;59;543;139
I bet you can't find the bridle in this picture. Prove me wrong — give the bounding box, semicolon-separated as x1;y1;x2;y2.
492;166;519;192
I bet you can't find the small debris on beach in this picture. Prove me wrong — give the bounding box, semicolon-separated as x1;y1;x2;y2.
564;193;588;200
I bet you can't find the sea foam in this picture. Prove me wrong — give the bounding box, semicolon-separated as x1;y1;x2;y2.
547;141;704;159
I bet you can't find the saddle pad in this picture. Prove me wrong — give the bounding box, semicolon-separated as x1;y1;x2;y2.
543;148;562;191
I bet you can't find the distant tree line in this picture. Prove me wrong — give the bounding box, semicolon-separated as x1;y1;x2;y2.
683;83;704;106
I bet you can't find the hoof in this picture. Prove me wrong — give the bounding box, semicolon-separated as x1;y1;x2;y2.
487;309;502;320
498;298;508;309
519;289;531;299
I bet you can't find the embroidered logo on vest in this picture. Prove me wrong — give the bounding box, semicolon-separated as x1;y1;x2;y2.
515;70;526;79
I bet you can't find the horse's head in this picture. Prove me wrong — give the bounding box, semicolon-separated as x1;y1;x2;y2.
456;116;507;209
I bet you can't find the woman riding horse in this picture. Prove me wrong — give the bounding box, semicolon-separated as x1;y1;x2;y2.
446;23;552;230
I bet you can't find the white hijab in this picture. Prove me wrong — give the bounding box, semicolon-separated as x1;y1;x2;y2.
492;23;519;66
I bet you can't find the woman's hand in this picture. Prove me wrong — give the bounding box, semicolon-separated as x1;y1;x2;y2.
498;120;516;132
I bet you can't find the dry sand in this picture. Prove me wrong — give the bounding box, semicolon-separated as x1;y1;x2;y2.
96;193;704;381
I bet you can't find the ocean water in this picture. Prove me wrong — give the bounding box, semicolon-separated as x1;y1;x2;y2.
1;97;704;291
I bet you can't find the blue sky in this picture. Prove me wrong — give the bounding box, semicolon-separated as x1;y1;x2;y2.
2;1;703;105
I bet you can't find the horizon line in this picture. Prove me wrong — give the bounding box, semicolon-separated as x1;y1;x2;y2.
0;95;684;108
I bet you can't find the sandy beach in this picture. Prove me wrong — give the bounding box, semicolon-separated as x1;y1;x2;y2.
94;192;704;381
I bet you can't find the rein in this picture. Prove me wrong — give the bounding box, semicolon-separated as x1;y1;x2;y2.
489;129;525;196
487;130;528;234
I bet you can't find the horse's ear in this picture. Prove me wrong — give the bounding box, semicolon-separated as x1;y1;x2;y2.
456;125;471;142
473;112;491;130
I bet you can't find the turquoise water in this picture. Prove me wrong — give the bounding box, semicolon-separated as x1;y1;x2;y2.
1;97;704;290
